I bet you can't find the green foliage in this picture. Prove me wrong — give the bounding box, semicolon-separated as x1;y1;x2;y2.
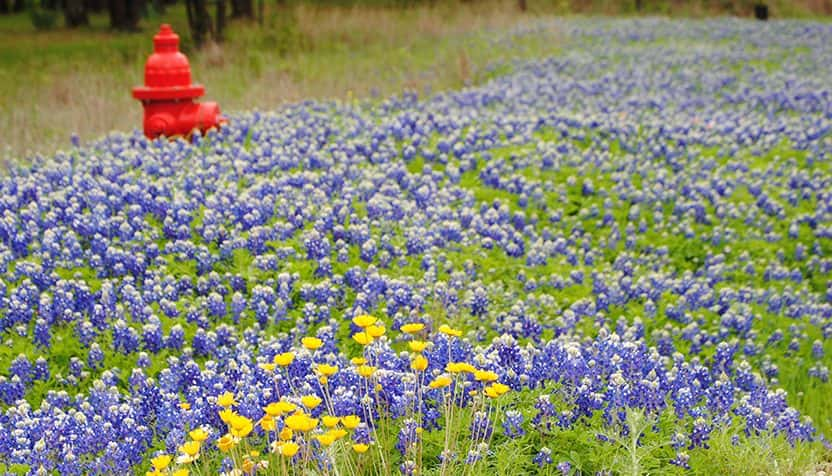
689;427;826;475
28;6;59;30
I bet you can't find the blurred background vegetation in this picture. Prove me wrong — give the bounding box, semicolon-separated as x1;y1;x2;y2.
1;0;830;161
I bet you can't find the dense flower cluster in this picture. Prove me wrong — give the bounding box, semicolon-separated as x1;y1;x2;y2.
0;17;831;474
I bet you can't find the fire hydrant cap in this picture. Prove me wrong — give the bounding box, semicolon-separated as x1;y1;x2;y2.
132;24;205;101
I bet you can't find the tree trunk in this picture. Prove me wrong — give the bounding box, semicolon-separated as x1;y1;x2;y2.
0;0;8;15
128;0;145;26
186;0;212;47
65;0;89;26
84;0;105;12
12;0;23;11
230;0;252;18
517;0;526;11
215;0;226;42
109;0;141;30
109;0;127;28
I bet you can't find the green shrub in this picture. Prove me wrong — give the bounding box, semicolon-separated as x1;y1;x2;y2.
29;7;59;30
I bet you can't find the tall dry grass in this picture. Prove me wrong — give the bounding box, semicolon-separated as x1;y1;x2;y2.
293;0;525;44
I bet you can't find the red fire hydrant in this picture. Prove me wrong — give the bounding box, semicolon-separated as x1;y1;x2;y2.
132;24;223;139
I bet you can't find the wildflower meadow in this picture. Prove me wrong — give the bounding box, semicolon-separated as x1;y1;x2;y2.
1;17;831;476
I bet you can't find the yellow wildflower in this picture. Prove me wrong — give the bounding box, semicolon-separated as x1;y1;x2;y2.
366;325;386;337
357;365;376;378
178;440;200;463
438;324;462;337
328;428;348;440
189;428;209;442
428;375;452;389
218;409;236;424
217;391;236;408
351;357;368;365
322;415;340;428
229;414;254;438
484;383;510;398
278;441;300;457
301;395;322;409
151;455;172;471
217;434;235;452
264;402;282;417
411;354;428;371
474;370;498;382
408;341;428;353
352;314;377;328
400;323;425;334
302;337;323;350
273;352;295;367
316;363;339;376
315;433;336;447
275;400;297;414
446;362;476;374
341;415;361;429
285;413;318;432
353;332;373;346
260;416;276;432
352;443;370;453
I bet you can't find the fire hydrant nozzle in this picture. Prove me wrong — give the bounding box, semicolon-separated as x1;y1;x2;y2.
132;24;223;139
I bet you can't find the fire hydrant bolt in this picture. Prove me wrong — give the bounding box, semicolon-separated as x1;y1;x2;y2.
132;24;224;139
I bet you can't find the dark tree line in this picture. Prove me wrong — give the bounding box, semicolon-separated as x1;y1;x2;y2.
1;0;259;38
0;0;25;14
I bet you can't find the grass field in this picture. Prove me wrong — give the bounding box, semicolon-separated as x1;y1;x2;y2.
0;0;562;162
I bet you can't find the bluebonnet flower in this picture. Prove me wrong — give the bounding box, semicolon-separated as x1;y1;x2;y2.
502;409;525;438
534;447;553;467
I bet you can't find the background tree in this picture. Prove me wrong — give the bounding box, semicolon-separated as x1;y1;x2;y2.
231;0;252;18
84;0;105;12
185;0;230;47
185;0;212;46
64;0;89;27
108;0;144;30
216;0;226;41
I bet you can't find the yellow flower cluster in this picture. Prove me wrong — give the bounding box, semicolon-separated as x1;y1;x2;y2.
148;316;515;474
146;454;189;476
146;428;210;475
352;317;387;345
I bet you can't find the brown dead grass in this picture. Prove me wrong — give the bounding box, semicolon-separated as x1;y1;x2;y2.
294;0;525;45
